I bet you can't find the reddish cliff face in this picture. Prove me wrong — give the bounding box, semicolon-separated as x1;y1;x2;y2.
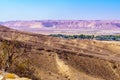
1;20;120;35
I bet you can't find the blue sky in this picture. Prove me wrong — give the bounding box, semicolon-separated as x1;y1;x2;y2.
0;0;120;21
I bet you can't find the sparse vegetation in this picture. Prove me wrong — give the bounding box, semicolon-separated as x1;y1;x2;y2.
0;32;24;71
0;32;37;79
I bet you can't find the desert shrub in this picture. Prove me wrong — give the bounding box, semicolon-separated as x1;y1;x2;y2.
0;40;39;79
0;40;23;71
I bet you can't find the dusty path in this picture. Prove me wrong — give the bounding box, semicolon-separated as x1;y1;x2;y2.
55;54;104;80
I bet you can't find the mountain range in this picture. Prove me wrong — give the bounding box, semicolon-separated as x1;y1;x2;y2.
1;20;120;35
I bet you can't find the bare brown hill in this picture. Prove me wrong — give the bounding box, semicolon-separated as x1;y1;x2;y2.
1;25;120;80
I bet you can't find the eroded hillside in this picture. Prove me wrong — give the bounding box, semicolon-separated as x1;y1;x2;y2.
0;26;120;80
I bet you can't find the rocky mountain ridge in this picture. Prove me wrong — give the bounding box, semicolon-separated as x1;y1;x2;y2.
1;20;120;35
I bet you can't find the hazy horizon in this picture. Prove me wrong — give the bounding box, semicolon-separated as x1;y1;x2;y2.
1;20;120;22
0;0;120;21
